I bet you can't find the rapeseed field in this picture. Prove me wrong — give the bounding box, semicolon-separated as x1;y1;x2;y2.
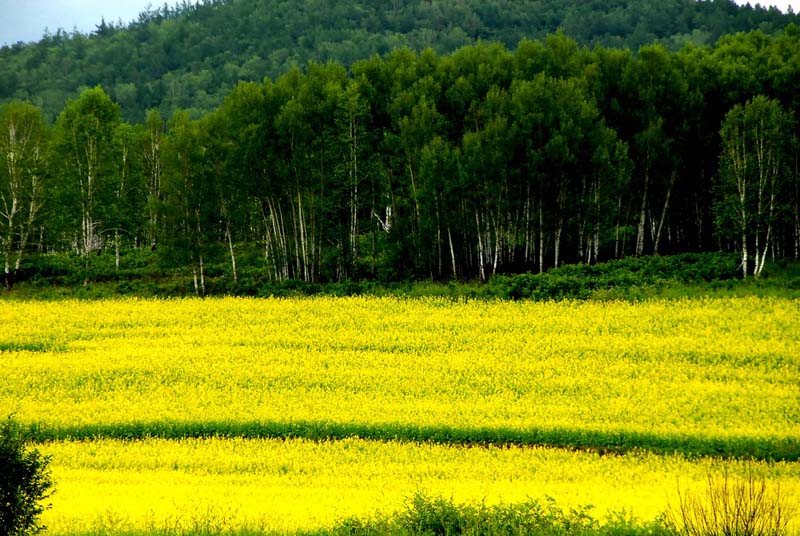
1;297;798;534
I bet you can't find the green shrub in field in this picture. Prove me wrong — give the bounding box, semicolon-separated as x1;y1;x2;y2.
326;494;678;536
0;418;54;536
487;253;741;301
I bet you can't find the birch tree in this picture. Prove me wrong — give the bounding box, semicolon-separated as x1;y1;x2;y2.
52;87;121;283
161;111;217;295
336;80;369;278
717;96;792;278
106;122;147;271
0;102;48;289
142;110;164;248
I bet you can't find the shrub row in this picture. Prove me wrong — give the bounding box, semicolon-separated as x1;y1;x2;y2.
10;251;772;301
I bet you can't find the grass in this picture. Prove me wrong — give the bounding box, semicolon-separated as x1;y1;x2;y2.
20;421;800;462
4;251;799;301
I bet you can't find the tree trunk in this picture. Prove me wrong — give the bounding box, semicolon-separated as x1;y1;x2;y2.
523;188;532;266
592;175;600;264
538;201;544;273
435;201;443;278
297;190;310;282
226;220;238;283
475;210;486;282
276;200;290;280
447;226;457;278
653;170;676;255
2;207;13;289
349;113;359;266
199;254;206;295
741;227;748;279
115;229;120;272
554;178;565;269
192;264;199;295
491;212;500;276
554;221;562;269
635;170;649;256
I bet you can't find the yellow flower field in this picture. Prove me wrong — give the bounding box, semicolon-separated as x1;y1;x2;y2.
1;296;798;534
3;297;798;441
39;438;800;534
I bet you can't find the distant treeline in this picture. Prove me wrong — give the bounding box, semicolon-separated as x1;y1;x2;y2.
1;0;799;122
1;29;799;290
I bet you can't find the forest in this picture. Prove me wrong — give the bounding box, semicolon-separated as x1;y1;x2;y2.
1;0;799;122
2;23;799;292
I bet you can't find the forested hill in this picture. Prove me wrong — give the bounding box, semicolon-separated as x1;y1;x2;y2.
1;0;799;122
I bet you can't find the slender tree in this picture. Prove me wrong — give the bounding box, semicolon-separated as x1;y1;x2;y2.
51;87;122;284
717;95;793;277
0;102;48;289
142;110;164;249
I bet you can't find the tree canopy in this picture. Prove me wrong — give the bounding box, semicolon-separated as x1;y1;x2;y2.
1;0;799;122
2;28;798;288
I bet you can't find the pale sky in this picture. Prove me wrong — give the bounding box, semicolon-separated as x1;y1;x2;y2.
0;0;798;47
0;0;198;46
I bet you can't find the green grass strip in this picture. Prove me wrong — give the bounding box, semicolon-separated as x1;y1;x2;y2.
24;420;799;461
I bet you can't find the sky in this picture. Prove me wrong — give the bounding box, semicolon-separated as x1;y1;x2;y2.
0;0;799;47
0;0;199;46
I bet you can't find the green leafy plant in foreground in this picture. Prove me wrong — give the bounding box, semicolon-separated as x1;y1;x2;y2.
0;418;54;536
323;493;678;536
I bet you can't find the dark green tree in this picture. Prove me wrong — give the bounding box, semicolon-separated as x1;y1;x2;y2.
160;110;218;294
0;418;54;536
50;87;122;282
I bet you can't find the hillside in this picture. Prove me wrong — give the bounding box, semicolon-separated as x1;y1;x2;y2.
1;0;799;122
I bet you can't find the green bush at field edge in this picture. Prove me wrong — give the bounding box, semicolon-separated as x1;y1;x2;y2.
5;251;798;301
0;417;54;536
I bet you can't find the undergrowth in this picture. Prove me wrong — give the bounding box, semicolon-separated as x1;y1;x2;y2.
3;251;798;301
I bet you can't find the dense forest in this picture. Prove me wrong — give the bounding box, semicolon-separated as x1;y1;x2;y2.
1;0;799;122
2;22;799;290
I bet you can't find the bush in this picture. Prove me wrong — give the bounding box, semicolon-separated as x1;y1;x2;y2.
0;418;54;536
672;466;795;536
326;493;676;536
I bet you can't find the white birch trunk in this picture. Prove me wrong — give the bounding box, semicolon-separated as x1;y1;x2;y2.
226;220;238;282
14;170;41;274
653;170;676;255
538;201;544;273
447;226;457;278
115;230;120;272
475;211;486;282
635;170;649;257
1;116;21;287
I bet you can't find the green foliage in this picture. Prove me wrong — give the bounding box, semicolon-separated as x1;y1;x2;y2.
0;418;54;536
3;24;800;288
7;250;800;303
49;87;125;267
19;418;800;462
486;253;741;301
323;493;677;536
0;101;48;289
1;0;798;122
716;96;795;278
